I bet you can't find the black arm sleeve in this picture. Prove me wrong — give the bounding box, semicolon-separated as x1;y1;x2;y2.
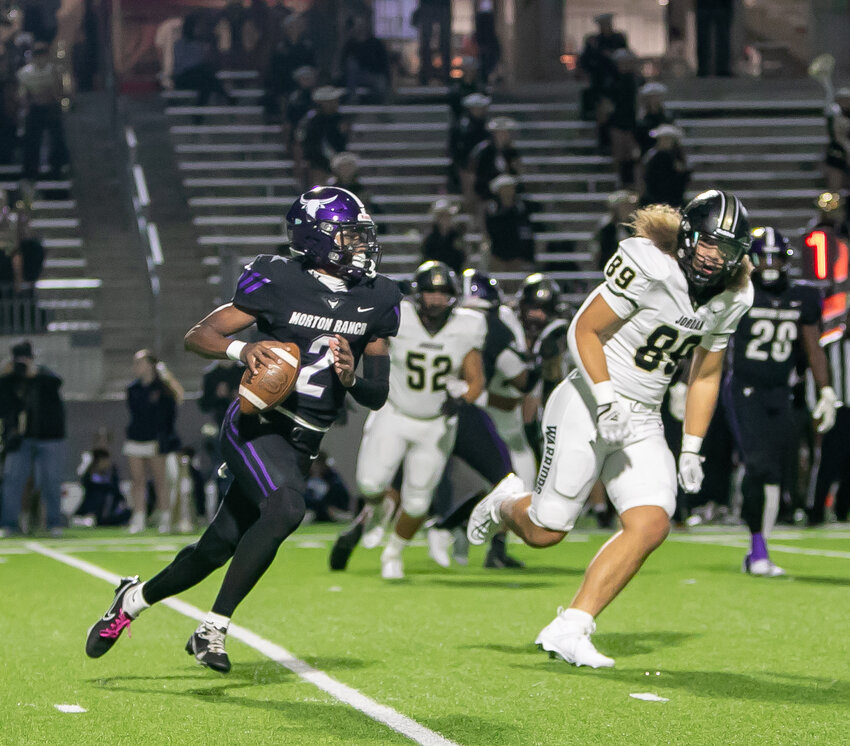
349;354;390;410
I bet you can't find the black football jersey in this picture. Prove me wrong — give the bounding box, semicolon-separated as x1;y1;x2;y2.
730;280;822;388
232;255;402;428
482;310;519;384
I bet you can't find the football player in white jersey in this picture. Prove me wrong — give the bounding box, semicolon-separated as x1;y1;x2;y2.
355;261;487;579
467;190;754;667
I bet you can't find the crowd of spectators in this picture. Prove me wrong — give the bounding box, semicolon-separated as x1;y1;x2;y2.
0;2;67;334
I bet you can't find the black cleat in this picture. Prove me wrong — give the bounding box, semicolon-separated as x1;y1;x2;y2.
186;623;231;673
85;575;140;658
484;534;526;569
329;520;364;571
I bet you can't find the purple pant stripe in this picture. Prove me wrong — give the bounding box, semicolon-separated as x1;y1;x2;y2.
246;441;277;492
223;401;270;497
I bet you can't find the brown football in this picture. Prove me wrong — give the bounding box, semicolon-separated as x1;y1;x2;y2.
238;341;301;415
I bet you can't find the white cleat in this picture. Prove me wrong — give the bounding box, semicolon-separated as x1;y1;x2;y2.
743;555;786;577
467;473;525;546
362;496;396;549
427;527;453;568
535;608;615;669
381;553;404;580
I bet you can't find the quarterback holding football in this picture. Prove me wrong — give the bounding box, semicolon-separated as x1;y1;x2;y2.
85;187;402;673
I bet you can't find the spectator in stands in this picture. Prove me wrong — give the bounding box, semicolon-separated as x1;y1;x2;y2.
0;340;66;537
475;0;501;86
696;0;733;77
123;349;183;535
262;13;315;121
825;87;850;192
17;41;68;181
339;15;390;105
297;85;349;188
447;56;484;123
0;194;43;333
76;448;131;527
595;189;637;270
447;92;490;196
640;124;690;207
21;0;59;44
608;48;642;189
327;152;374;210
283;65;317;149
172;12;231;107
473;116;521;201
578;12;628;152
484;174;535;272
304;451;353;524
217;0;266;69
421;198;465;273
0;41;18;165
413;0;452;85
635;82;674;155
154;17;184;90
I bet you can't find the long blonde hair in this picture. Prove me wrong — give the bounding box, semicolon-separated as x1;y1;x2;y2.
627;203;752;291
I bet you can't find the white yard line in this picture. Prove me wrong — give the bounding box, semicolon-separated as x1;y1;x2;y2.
26;541;459;746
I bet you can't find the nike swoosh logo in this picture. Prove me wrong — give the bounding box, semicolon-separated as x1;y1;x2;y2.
357;306;374;312
102;610;116;622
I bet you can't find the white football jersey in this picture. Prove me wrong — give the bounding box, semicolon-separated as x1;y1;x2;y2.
388;300;487;418
568;236;754;408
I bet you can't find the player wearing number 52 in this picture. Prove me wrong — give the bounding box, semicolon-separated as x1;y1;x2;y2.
352;261;487;580
84;187;402;673
466;191;754;668
724;227;836;578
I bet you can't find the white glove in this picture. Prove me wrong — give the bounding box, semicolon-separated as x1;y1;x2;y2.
444;377;470;400
668;381;687;422
812;385;839;434
677;451;705;494
595;400;633;444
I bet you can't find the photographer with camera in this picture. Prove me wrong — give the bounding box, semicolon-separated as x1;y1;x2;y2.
0;340;66;537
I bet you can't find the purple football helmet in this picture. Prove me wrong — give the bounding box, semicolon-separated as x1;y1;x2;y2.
749;226;792;286
461;268;502;309
286;186;381;281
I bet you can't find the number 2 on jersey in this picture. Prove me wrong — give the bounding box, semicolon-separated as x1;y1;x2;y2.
296;335;336;398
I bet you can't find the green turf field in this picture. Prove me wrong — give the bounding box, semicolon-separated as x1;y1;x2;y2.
2;525;850;745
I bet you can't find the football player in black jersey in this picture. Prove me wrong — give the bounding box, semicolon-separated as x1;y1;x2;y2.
724;226;837;577
86;187;402;672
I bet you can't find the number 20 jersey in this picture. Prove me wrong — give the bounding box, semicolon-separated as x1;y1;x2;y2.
388;299;487;418
572;236;754;408
232;255;402;429
729;279;821;388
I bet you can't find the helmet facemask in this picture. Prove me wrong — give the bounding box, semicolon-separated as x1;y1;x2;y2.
322;220;380;281
680;228;749;287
